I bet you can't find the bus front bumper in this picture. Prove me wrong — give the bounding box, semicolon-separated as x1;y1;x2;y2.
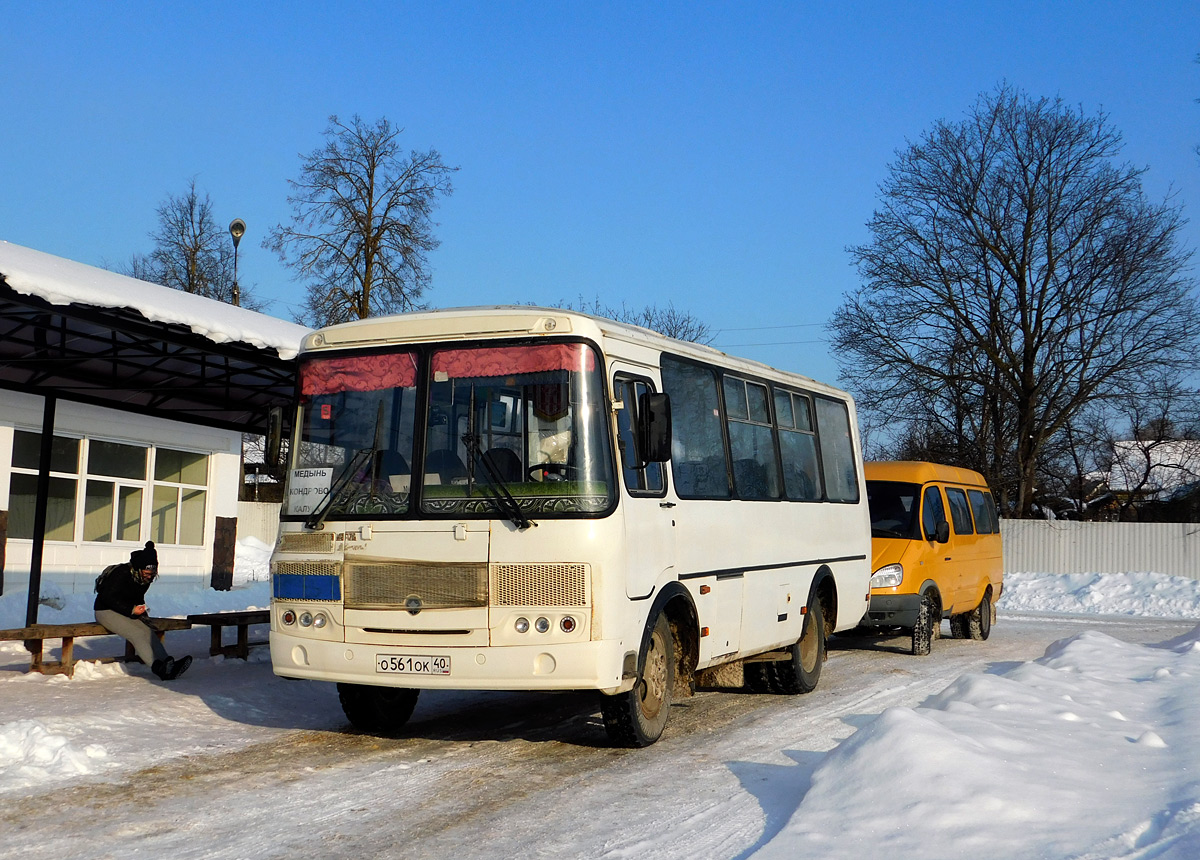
270;630;633;693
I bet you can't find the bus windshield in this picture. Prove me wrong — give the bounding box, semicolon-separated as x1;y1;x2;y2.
284;342;615;521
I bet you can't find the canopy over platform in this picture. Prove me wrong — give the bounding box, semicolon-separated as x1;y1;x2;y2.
0;240;309;620
0;241;308;433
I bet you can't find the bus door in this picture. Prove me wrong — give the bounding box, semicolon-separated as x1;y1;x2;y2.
613;371;676;599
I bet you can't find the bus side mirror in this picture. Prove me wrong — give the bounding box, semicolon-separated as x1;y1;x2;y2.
935;520;950;544
266;406;284;467
637;392;672;463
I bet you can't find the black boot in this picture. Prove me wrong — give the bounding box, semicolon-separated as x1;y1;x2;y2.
166;655;192;680
151;658;174;680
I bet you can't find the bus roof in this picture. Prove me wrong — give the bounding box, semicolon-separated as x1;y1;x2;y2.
864;460;990;489
302;305;848;399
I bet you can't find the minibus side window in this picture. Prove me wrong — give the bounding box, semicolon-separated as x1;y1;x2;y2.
945;487;975;535
967;489;995;534
921;486;946;541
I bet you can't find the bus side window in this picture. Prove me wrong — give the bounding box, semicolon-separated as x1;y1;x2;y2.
614;376;664;494
813;396;860;502
660;357;731;499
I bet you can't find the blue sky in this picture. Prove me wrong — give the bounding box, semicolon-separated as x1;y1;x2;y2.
2;2;1197;386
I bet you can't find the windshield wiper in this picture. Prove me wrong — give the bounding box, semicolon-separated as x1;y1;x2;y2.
462;431;534;531
305;402;384;531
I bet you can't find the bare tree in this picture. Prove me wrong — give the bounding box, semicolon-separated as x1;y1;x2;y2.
558;296;715;344
122;179;261;309
266;115;457;327
831;84;1200;517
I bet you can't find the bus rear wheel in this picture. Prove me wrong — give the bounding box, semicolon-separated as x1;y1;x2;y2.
767;596;825;694
601;613;675;747
337;683;420;734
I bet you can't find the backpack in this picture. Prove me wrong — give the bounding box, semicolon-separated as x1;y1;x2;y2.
94;563;121;593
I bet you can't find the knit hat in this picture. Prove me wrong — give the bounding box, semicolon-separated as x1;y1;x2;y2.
130;541;158;570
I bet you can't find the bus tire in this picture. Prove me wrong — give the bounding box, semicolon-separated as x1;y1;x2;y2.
601;613;674;747
337;683;420;734
967;590;992;640
911;593;937;656
744;661;774;693
768;595;825;694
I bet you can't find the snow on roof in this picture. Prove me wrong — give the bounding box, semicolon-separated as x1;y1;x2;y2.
1101;439;1200;497
0;240;310;360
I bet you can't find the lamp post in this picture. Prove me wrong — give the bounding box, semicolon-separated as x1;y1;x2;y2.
228;218;246;307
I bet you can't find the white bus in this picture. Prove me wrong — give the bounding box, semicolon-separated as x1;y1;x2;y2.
269;307;871;746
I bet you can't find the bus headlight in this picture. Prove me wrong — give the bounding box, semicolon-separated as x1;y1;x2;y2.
312;613;328;629
299;611;314;627
514;617;530;634
870;563;904;589
534;617;550;633
560;616;577;633
281;609;297;626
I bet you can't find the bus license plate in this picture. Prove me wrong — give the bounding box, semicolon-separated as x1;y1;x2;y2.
375;654;451;675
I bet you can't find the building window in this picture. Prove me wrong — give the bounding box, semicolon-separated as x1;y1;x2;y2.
7;432;209;546
152;448;208;545
8;431;80;540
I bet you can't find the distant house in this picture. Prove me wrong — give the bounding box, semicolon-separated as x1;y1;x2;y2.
0;241;308;597
1089;439;1200;521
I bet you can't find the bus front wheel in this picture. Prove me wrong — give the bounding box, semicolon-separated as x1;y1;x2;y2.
601;613;675;747
337;683;420;734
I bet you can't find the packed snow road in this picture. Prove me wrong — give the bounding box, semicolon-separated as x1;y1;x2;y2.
1;611;1194;860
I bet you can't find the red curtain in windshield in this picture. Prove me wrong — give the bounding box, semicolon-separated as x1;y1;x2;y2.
301;353;418;395
431;343;595;379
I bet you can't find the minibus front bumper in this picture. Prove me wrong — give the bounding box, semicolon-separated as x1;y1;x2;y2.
860;593;922;629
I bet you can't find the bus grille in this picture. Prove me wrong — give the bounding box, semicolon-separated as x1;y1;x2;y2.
491;563;589;607
272;560;341;578
343;561;488;610
278;532;335;554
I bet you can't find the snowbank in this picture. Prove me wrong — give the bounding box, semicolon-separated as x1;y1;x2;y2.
761;626;1200;859
1000;570;1200;619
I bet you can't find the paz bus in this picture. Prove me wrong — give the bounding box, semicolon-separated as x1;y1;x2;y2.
268;307;871;746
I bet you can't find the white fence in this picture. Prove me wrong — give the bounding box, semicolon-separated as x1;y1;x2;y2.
237;502;281;546
1001;519;1200;581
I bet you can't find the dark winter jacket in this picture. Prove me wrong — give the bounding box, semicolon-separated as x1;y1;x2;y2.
93;563;152;617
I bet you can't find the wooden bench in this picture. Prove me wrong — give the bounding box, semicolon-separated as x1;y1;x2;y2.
185;609;271;659
0;617;193;677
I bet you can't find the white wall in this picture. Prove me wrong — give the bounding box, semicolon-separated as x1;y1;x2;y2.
1001;519;1200;581
2;390;242;594
236;501;280;545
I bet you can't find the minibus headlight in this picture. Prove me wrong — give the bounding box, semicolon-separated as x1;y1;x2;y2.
870;563;904;589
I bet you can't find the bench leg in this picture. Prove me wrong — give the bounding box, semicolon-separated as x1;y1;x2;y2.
26;639;44;672
209;625;223;657
62;636;75;677
237;624;249;659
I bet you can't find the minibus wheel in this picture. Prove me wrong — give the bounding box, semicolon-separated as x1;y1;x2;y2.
766;596;825;694
967;590;993;640
601;613;675;747
337;683;420;734
911;593;938;656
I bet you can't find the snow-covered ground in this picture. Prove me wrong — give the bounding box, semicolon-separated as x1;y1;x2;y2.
2;557;1199;859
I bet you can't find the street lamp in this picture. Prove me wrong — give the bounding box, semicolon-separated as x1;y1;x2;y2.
229;218;246;307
